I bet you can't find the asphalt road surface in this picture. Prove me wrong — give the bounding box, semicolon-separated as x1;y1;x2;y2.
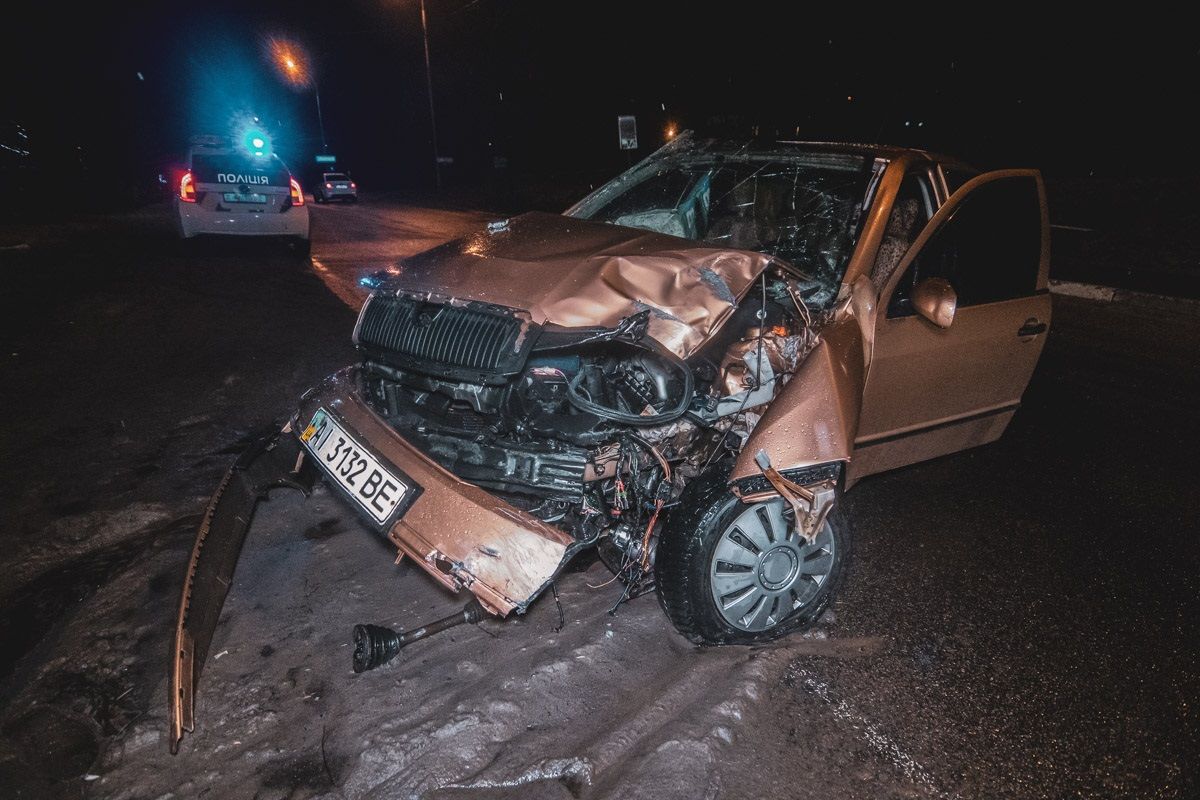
0;196;1195;799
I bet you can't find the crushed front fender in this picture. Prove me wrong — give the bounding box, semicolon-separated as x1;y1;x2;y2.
168;428;315;754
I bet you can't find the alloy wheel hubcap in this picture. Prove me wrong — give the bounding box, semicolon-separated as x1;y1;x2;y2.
708;498;835;632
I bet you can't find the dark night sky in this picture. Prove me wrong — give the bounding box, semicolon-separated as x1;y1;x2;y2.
4;4;1196;195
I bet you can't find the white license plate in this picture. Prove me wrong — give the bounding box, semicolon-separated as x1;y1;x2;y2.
300;408;412;527
223;192;268;203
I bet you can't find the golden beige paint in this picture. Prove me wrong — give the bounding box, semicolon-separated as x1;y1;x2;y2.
294;367;576;616
377;211;774;358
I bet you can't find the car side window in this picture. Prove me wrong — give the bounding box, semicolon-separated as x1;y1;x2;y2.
940;164;979;194
871;171;934;294
888;175;1042;317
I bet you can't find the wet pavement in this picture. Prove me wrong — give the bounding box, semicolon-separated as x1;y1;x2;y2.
0;197;1196;798
762;289;1200;798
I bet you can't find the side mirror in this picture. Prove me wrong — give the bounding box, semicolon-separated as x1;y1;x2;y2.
910;277;957;328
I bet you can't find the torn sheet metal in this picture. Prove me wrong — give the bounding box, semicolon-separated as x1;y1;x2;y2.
376;212;773;359
293;367;579;617
687;327;818;436
752;449;837;544
728;314;866;482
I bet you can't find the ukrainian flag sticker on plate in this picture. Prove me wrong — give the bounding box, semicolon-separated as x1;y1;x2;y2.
300;408;327;443
300;408;412;528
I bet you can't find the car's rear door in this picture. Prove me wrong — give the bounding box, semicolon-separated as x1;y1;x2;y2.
850;170;1051;482
190;153;290;213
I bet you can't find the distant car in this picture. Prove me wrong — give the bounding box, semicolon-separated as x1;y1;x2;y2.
314;172;357;203
174;140;310;253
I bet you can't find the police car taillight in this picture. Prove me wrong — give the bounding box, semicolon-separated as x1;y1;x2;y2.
289;177;305;206
179;171;197;203
325;182;333;189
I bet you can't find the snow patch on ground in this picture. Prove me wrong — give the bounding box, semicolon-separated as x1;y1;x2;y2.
73;486;829;799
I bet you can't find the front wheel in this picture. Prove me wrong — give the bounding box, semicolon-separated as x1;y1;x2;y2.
657;471;848;645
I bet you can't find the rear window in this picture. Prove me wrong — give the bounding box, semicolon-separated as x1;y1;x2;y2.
191;154;289;187
324;173;348;181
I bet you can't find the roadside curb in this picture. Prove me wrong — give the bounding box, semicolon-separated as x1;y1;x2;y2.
1049;280;1200;314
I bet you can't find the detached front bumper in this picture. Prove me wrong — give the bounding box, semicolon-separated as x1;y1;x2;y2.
169;365;580;754
293;366;577;616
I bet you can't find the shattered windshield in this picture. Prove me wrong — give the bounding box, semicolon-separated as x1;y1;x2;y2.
568;137;879;299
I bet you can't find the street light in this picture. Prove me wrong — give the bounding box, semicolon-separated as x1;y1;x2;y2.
266;37;328;153
380;0;442;190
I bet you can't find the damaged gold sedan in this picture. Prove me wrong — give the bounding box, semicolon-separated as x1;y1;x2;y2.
170;135;1051;752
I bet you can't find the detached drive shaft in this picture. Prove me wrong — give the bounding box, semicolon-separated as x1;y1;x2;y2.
352;598;486;673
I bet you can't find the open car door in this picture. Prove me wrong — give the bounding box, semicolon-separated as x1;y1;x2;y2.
850;169;1051;483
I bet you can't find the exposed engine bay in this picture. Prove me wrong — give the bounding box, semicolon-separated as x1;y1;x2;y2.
354;267;825;588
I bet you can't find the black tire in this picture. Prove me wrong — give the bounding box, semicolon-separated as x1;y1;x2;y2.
656;468;849;645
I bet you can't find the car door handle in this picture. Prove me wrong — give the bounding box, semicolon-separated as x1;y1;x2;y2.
1017;319;1047;337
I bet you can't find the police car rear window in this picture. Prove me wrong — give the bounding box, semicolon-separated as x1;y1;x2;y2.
191;154;289;187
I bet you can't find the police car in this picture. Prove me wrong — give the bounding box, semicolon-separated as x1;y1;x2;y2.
175;136;310;252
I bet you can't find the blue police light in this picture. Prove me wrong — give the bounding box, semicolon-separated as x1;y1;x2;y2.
240;127;272;157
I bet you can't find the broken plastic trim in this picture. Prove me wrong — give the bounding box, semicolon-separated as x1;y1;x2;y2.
732;462;842;496
354;292;540;386
169;428;316;754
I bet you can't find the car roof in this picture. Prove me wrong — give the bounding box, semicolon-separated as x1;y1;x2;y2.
675;135;977;174
774;140;977;172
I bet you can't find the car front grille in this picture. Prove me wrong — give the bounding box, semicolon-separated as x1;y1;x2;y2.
355;294;533;383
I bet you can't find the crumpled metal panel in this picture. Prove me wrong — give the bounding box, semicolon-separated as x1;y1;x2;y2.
380;212;772;358
294;367;576;616
728;313;865;482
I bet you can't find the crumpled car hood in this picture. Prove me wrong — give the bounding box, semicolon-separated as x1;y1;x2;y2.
381;211;774;358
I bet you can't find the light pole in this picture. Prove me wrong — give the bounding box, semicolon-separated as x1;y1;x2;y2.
313;79;328;152
419;0;441;191
271;40;328;153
